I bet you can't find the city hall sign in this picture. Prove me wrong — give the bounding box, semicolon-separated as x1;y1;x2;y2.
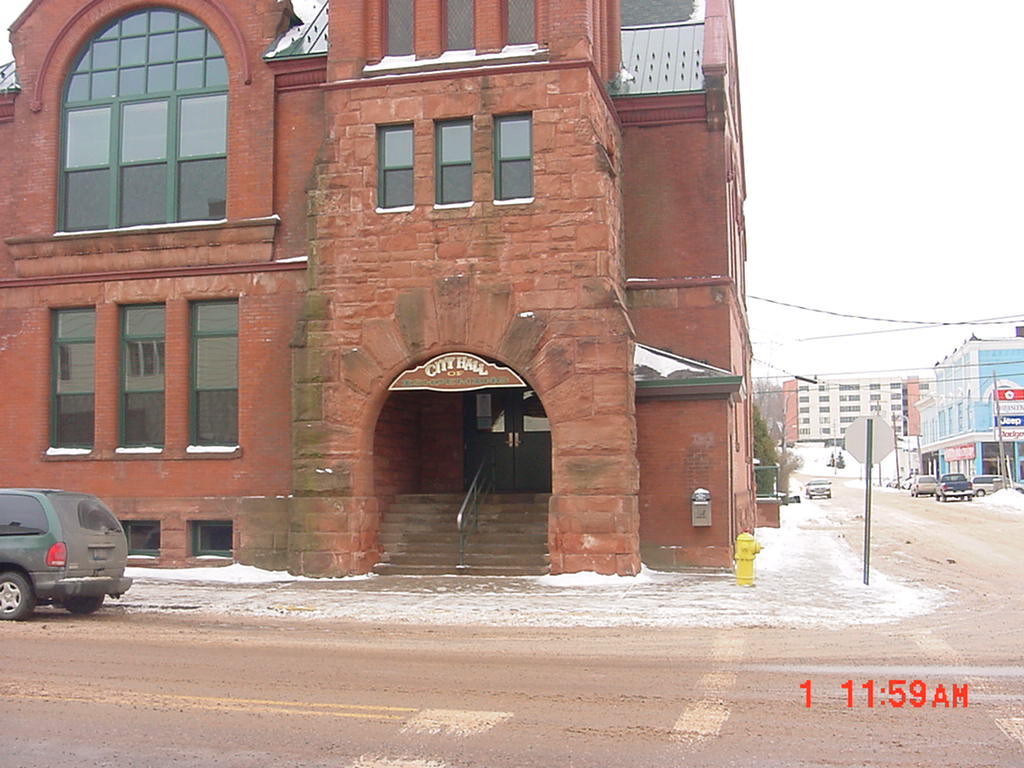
389;353;526;392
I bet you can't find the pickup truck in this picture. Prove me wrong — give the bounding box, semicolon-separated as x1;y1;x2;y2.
935;473;974;502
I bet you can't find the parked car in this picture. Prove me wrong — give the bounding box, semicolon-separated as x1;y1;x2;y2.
804;479;832;499
909;475;937;497
971;475;1005;497
935;473;974;502
0;489;132;620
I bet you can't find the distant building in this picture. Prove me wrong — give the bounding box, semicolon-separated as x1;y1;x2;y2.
918;333;1024;480
784;376;932;444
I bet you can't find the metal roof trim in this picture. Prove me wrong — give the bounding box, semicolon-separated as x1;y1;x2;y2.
0;60;21;92
265;0;329;60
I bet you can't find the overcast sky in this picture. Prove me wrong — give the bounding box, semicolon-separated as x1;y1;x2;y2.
3;1;1022;386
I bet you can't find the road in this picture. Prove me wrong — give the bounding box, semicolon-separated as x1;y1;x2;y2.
2;477;1023;767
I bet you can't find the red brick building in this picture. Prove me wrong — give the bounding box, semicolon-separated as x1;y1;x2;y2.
0;0;753;576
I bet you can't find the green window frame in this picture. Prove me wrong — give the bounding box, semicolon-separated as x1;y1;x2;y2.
61;9;228;232
494;114;533;200
121;304;166;448
52;308;96;449
378;124;414;209
190;520;233;557
190;300;238;446
436;119;473;204
124;520;161;556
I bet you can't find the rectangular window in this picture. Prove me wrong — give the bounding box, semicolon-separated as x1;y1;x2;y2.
191;520;232;557
436;119;472;204
386;0;414;56
495;114;532;200
125;520;161;556
53;308;96;449
445;0;474;50
122;305;165;447
379;124;414;209
505;0;536;45
191;300;238;445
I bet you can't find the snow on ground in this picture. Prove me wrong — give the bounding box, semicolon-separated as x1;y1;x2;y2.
975;488;1024;515
119;496;946;629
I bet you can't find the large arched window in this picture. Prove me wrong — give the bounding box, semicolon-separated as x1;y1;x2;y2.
61;8;228;232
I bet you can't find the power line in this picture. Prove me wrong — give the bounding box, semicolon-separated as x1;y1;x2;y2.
749;295;1023;329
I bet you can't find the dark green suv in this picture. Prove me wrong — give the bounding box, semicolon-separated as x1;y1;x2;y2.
0;489;132;620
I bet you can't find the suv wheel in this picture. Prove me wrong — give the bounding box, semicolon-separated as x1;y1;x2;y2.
975;489;986;497
64;595;105;615
0;571;36;621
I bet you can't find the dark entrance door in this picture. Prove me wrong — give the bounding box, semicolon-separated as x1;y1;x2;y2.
464;389;551;492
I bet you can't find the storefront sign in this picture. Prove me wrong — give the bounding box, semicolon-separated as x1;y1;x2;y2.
389;353;526;392
998;415;1024;428
1000;428;1024;440
944;444;976;462
997;388;1024;401
999;402;1024;415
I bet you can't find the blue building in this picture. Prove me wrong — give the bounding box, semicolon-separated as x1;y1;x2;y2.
918;333;1024;480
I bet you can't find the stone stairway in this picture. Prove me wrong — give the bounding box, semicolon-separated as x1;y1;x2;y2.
373;493;551;576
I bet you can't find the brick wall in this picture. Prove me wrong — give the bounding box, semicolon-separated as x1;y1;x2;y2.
636;397;734;568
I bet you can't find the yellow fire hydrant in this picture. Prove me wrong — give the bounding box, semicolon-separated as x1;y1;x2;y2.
734;531;763;587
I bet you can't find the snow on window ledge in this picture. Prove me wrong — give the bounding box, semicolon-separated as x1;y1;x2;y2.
186;445;240;454
493;197;535;206
52;215;280;239
376;205;415;214
116;446;163;454
364;44;544;74
46;447;92;456
433;201;474;210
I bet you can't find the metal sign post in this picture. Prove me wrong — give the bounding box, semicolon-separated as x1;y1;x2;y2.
863;419;873;586
844;416;895;587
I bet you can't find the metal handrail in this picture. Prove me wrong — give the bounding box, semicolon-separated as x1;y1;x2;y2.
457;453;494;567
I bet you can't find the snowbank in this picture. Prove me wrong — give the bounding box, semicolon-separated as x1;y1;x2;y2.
974;488;1024;514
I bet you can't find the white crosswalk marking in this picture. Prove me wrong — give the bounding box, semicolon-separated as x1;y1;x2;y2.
401;708;513;737
996;718;1024;748
672;700;731;743
697;671;738;694
349;757;450;768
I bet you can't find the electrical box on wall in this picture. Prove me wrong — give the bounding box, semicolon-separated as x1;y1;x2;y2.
691;488;711;527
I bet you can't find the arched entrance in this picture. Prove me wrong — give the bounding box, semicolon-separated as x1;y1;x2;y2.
372;353;551;575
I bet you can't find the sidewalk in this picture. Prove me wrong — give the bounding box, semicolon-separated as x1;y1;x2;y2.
119;497;946;629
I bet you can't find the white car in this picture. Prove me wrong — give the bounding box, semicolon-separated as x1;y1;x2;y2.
804;479;832;499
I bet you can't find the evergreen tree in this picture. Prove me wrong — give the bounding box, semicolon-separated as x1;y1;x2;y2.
753;406;778;467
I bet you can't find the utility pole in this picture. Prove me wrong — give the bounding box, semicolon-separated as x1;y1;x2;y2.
892;412;901;486
993;372;1009;484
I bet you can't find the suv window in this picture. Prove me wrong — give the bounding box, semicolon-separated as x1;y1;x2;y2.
77;498;122;532
0;495;50;535
48;493;121;532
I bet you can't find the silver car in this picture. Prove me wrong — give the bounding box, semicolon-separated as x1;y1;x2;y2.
909;475;937;497
971;475;1005;496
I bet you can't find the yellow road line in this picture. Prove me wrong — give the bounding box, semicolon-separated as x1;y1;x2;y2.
3;689;414;720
